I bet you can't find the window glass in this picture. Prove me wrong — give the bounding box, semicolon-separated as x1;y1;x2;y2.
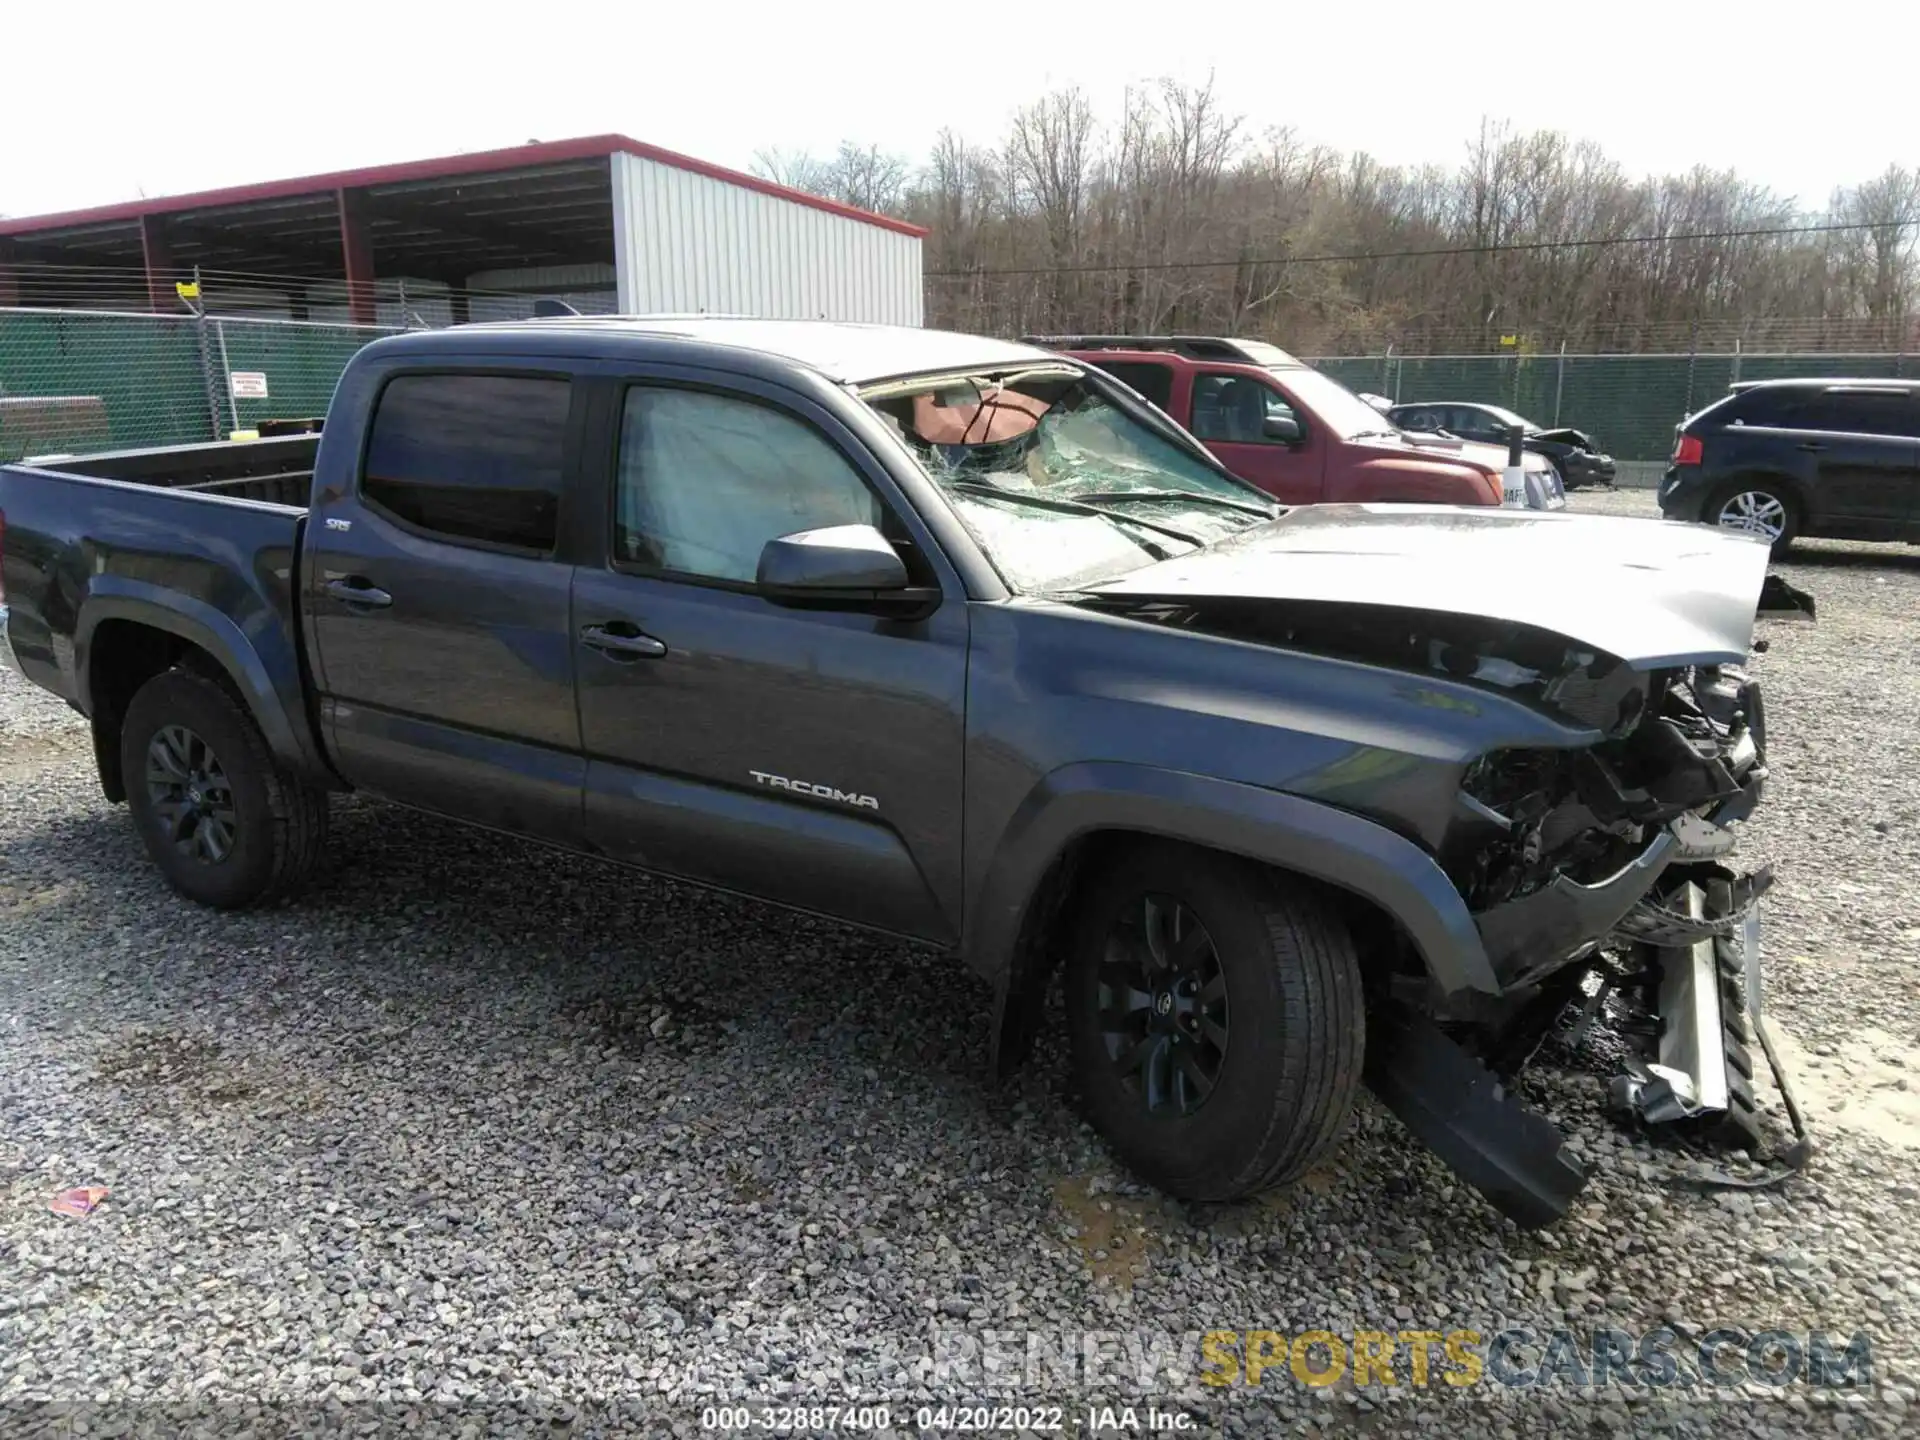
617;389;882;583
1191;374;1294;443
1480;403;1538;432
864;366;1272;594
1267;368;1389;438
1091;361;1175;411
1726;388;1817;428
1807;392;1919;438
362;374;569;551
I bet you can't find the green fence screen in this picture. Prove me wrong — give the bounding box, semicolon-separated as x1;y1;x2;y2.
3;308;1911;466
0;309;395;462
1311;351;1913;462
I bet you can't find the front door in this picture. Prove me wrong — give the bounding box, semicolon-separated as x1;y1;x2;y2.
1800;390;1920;531
305;368;584;845
1186;369;1325;503
572;375;968;942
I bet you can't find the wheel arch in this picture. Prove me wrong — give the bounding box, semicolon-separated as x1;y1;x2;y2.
77;585;335;801
1705;468;1812;525
970;762;1499;1075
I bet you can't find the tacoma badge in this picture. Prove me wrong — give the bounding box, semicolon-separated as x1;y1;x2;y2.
749;770;879;811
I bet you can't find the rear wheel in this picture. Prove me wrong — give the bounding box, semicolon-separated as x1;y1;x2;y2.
120;669;327;909
1065;844;1365;1202
1709;480;1798;557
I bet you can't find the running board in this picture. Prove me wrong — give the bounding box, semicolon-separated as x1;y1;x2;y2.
1365;1007;1589;1230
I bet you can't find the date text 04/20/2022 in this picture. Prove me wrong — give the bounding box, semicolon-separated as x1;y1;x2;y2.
698;1404;1198;1431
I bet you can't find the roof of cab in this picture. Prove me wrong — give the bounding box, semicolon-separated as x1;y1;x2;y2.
410;316;1059;386
1726;376;1920;393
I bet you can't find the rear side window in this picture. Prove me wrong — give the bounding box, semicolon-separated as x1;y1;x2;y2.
1807;391;1920;438
362;374;571;552
1091;361;1174;411
1723;387;1819;428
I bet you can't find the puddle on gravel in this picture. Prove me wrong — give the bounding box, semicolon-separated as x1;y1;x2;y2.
0;730;90;778
1051;1175;1176;1291
0;877;82;917
93;1031;257;1104
1770;1022;1920;1148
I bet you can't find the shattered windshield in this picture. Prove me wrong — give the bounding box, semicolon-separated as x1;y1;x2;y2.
862;366;1277;592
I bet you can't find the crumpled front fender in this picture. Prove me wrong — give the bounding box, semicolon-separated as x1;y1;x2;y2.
972;762;1502;1073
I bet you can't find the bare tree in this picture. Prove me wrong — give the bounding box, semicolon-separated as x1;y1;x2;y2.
752;147;831;196
767;96;1920;353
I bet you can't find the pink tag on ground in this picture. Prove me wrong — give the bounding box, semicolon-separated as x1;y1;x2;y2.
48;1186;109;1218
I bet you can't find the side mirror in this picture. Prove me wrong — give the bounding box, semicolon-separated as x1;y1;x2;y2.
756;524;939;619
1263;414;1303;444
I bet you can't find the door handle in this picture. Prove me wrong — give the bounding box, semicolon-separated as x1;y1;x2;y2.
1796;441;1825;452
324;577;393;609
581;622;667;660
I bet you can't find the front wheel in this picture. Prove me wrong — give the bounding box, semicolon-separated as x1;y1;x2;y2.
1065;844;1365;1202
120;669;328;909
1709;480;1798;557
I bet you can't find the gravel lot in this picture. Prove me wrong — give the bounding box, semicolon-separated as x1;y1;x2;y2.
4;489;1918;1437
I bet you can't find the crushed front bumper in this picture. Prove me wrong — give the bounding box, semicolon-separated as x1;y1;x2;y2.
1369;870;1804;1229
1369;675;1801;1228
1560;452;1616;487
1471;750;1767;992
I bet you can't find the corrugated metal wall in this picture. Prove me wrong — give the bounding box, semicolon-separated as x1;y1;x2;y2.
464;264;618;320
609;153;922;325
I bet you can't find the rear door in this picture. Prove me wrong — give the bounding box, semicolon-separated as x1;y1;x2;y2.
305;368;585;846
1187;368;1325;503
1798;389;1920;531
570;371;969;942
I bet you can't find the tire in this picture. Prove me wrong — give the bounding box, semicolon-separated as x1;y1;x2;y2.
120;669;327;909
1706;479;1798;558
1065;843;1365;1202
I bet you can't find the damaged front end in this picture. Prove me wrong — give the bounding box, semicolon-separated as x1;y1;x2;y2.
1371;654;1807;1228
1073;505;1809;1226
1447;659;1767;992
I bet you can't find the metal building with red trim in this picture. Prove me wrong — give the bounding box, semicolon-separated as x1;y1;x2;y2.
0;135;926;326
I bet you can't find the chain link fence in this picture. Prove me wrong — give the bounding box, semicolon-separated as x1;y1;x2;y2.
1310;349;1915;466
0;308;398;462
4;305;1915;470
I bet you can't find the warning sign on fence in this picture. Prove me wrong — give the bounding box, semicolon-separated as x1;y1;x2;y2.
229;372;270;399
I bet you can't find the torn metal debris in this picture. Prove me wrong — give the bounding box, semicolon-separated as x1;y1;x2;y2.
1367;648;1811;1229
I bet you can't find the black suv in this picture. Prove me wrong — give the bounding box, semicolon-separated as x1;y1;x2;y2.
1660;378;1920;555
1386;401;1616;489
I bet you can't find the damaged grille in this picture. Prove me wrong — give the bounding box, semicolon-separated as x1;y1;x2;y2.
1449;665;1764;911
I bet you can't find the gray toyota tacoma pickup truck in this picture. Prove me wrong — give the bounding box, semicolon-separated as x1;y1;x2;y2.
0;319;1789;1226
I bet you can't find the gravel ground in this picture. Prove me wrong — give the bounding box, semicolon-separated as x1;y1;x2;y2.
3;491;1918;1437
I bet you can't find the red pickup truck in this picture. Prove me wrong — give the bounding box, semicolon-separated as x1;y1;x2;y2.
1033;335;1559;509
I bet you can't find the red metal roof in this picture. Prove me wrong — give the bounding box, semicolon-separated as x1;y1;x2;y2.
0;134;927;240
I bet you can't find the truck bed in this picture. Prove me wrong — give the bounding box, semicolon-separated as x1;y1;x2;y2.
0;436;316;757
17;434;318;510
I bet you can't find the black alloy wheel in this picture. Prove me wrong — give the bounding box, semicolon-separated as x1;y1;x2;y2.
1097;893;1229;1118
144;723;238;865
120;668;329;909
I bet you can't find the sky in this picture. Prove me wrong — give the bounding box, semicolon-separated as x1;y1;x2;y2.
4;1;1912;222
